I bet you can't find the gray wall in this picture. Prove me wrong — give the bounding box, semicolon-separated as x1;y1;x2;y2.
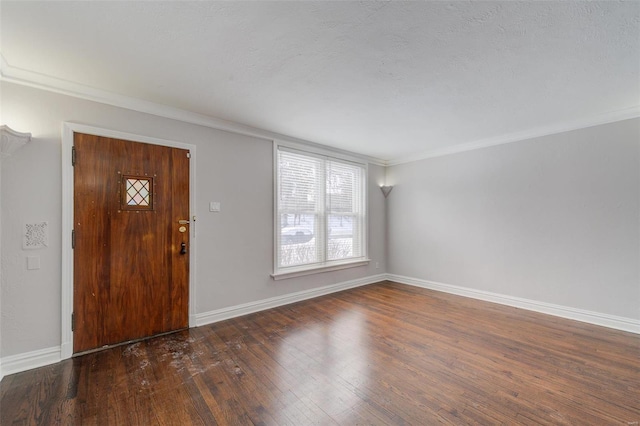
387;118;640;320
0;82;387;357
2;79;638;361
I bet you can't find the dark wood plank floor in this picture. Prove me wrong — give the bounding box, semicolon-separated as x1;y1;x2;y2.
2;281;639;425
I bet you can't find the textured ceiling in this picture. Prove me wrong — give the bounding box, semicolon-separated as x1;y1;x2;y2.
1;1;639;161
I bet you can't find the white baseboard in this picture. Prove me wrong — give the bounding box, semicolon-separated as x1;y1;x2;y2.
0;346;61;380
387;274;640;335
0;274;386;381
196;274;387;327
5;273;634;381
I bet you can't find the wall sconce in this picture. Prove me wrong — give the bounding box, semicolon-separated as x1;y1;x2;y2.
380;185;393;198
1;125;32;157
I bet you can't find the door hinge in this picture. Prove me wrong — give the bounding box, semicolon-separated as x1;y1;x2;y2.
186;151;191;159
72;146;76;166
71;312;75;331
72;230;75;249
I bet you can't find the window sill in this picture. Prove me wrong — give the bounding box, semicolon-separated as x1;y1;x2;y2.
271;259;371;281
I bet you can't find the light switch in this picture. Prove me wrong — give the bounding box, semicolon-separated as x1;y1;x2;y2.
27;256;40;270
209;201;221;212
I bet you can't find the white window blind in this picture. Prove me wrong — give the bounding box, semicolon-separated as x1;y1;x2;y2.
276;146;367;274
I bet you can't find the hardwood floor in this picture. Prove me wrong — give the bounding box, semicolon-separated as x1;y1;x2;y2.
2;281;639;425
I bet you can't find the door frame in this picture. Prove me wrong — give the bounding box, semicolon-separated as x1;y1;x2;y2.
61;122;197;359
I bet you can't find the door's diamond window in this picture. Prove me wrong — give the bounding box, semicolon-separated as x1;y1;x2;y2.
121;175;154;211
126;178;150;206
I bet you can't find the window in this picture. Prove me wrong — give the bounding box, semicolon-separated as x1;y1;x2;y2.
274;145;368;277
121;175;154;211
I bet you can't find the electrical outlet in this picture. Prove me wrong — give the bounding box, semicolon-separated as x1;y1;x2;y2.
375;261;379;269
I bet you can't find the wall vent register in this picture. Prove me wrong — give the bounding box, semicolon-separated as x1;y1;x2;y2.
23;222;48;249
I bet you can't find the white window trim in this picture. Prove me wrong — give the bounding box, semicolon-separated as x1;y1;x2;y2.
272;140;369;279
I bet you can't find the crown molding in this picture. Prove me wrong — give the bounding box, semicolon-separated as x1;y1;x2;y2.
387;105;640;166
2;55;636;168
0;55;387;167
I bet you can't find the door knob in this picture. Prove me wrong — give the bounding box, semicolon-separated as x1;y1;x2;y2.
180;242;187;255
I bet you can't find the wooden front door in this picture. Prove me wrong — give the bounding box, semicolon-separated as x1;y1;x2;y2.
73;133;190;354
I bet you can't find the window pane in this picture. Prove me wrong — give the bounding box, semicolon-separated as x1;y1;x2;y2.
279;151;323;212
278;149;324;268
126;178;151;206
328;215;354;260
327;160;363;260
280;214;317;267
122;175;153;211
326;162;356;213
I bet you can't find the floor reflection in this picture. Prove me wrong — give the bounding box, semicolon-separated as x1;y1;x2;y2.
272;306;370;423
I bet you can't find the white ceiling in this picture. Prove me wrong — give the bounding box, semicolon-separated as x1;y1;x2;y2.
1;1;639;162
